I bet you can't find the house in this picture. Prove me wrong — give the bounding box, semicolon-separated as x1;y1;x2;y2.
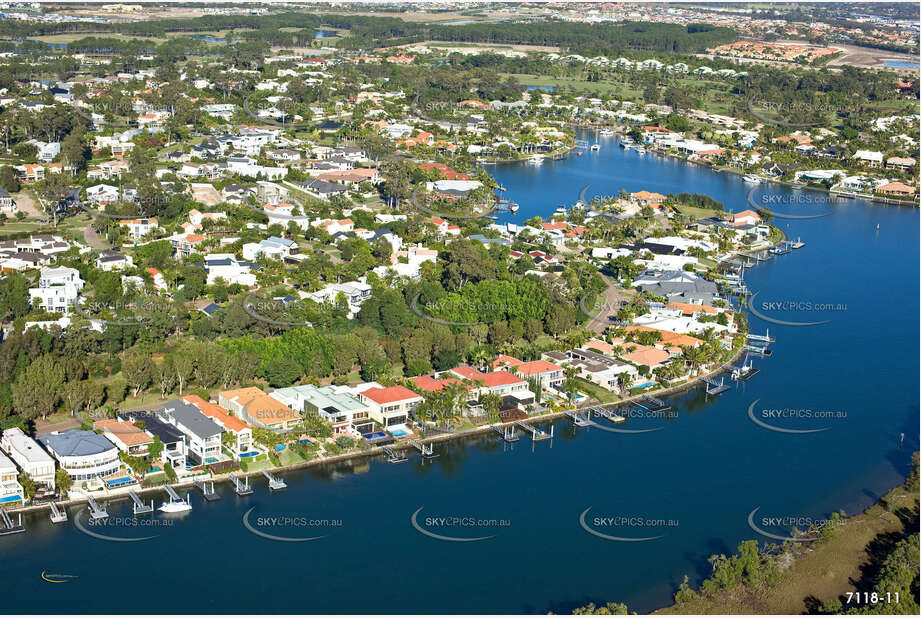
167;233;207;258
242;236;297;261
493;355;564;390
620;345;671;371
219;387;302;432
121;411;186;470
305;281;371;318
38;430;120;481
0;452;23;505
298;178;348;200
202;254;258;286
354;384;423;428
117;218;159;239
188;209;228;228
96;250;134;271
159;400;225;465
853;150;883;167
0;189;15;214
728;209;761;226
183;396;254;459
1;427;56;489
93;419;154;456
270;385;372;436
885;157;916;172
564;348;639;390
29;266;84;313
85;184;119;204
877;181;916;197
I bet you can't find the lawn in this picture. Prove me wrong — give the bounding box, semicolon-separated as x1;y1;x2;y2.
573;377;620;403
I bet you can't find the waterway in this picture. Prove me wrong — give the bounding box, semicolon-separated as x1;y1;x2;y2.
1;131;917;614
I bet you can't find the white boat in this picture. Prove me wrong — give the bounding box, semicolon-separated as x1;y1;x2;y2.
599;128;615;137
742;174;761;184
590;144;600;151
159;500;192;513
554;206;568;217
527;154;543;165
636;146;646;155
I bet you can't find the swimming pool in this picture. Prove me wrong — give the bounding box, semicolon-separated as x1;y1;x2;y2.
633;381;656;390
105;476;133;489
238;450;259;458
389;428;411;438
0;494;22;504
204;457;219;464
275;444;286;452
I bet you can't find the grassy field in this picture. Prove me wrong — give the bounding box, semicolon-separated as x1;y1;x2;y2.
655;466;919;614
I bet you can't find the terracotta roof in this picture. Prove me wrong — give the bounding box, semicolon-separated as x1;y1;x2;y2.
479;371;526;388
514;360;563;376
94;419;153;446
360;385;422;405
184;395;249;433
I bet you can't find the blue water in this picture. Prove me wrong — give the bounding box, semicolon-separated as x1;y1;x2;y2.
0;130;916;614
884;60;918;68
525;85;555;92
314;30;338;39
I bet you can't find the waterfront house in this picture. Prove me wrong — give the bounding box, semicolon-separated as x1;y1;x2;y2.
219;387;302;432
122;412;186;470
565;348;639;390
619;345;671;372
1;428;56;489
184;396;254;459
270;385;372;436
93;419;154;457
159;400;225;466
852;150;883;168
885;156;916;172
38;430;120;481
493;355;564;390
353;384;423;429
0;452;23;505
877;181;916;197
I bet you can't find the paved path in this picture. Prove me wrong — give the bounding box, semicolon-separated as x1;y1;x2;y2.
82;220;110;250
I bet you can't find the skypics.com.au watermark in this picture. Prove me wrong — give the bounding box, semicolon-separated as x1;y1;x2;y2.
243;294;315;328
579;507;678;542
409;294;513;327
747;399;846;434
747;507;843;542
74;295;179;327
75;511;173;542
747;98;852;128
746;187;835;220
748;291;845;327
242;506;342;542
81;193;169;221
410;507;510;542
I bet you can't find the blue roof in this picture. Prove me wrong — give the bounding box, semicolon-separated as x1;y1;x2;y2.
38;430;116;457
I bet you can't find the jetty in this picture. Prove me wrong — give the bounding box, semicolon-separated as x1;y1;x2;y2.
743;343;772;356
87;495;108;520
731;355;759;381
229;473;253;496
382;446;407;463
701;376;731;395
636;396;671;413
128;490;154;514
564;408;593;427
516;421;553;441
589;406;625;423
262;470;286;491
747;329;775;344
492;424;519;443
48;501;67;523
0;509;24;535
410;440;438;459
194;479;220;501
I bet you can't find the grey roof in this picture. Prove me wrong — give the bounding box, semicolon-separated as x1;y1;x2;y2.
38;430;116;457
160;400;223;440
637;280;718;304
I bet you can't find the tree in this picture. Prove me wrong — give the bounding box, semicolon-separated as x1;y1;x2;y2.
55;468;72;495
0;165;20;193
123;353;155;397
172;345;196;395
12;355;65;420
572;602;629;615
18;471;37;501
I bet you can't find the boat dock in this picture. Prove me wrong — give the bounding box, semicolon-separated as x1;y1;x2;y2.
0;509;24;535
229;473;253;496
747;329;775;344
382;446;407;463
744;343;772;356
564;408;593;427
636;396;671;413
410;440;439;459
262;470;286;491
492;424;519;443
48;501;67;523
128;490;153;514
194;479;221;501
731;355;760;381
516;421;553;441
87;495;108;520
701;376;731;395
588;406;625;423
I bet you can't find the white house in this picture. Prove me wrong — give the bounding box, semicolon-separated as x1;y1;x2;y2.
353;383;423;428
241;236;296;261
0;452;23;505
38;430;120;481
203;254;258;286
1;427;56;489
